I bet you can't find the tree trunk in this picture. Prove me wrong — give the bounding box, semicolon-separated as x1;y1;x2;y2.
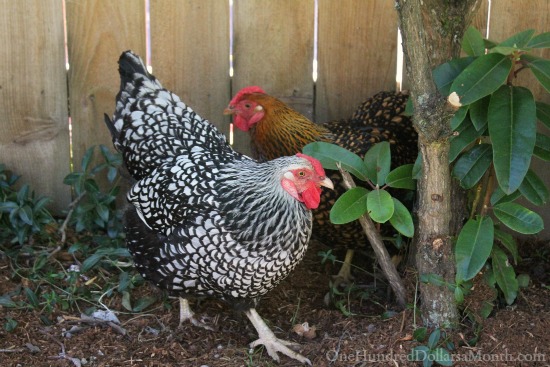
395;0;481;328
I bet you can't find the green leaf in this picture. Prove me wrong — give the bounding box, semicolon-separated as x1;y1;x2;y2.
18;205;33;225
527;31;550;48
0;295;16;308
329;187;369;224
493;202;544;234
363;142;391;186
490;186;521;205
420;273;447;287
412;154;422;180
462;26;486;56
518;169;549;205
4;318;17;332
24;287;39;308
536;102;550;129
469;96;490;131
449;116;484;163
366;190;394;223
454;286;465;303
494;229;519;264
489;86;537;194
121;291;132;311
517;274;530;288
534;133;550;161
494;29;535;51
386;164;416;190
450;53;513;105
389;198;414;237
433;348;453;366
132;296;157;312
413;327;428;342
524;55;550;93
452;143;493;189
455;216;494;283
450;105;469;130
81;253;103;273
410;346;431;362
81;146;95;172
428;329;441;349
433;57;475;96
491;246;518;305
96;204;110;223
303;142;368;181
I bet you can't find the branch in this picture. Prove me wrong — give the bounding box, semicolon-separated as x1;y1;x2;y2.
336;163;407;308
58;192;86;244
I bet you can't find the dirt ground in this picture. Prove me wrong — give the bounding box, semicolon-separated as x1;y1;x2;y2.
1;239;549;367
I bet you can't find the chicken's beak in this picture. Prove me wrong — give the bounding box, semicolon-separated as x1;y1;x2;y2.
319;176;334;190
223;105;236;115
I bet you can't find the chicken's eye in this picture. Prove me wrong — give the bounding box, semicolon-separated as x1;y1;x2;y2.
244;103;251;109
298;171;305;177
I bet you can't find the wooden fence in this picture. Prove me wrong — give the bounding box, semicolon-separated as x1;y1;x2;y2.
0;0;549;236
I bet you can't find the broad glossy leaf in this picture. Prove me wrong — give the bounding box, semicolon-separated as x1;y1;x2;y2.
469;96;490;131
462;26;486;56
491;246;518;305
524;55;550;93
493;202;544;234
534;133;550;161
455;216;494;283
536;101;550;129
364;142;391;186
488;86;537;194
492;29;535;53
449;116;484;162
490;186;521;205
527;31;550;48
451;105;469;130
303;142;368;181
454;286;465;303
366;189;394;223
452;143;493;189
386;164;416;190
432;56;475;96
450;53;513;105
494;229;519;264
389;198;414;237
518;169;549;205
329;187;369;224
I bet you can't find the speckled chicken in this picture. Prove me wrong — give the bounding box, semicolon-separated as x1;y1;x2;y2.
104;51;333;365
225;87;417;281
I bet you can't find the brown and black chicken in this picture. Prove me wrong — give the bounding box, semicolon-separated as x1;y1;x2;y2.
225;86;418;283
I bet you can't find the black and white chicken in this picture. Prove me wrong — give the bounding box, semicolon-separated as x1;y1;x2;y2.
104;51;333;364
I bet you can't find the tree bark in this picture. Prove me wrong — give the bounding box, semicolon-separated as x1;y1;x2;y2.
395;0;481;328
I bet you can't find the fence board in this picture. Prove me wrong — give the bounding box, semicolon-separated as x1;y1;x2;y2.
150;1;231;140
489;0;550;238
0;0;70;212
232;0;315;156
66;0;146;173
316;0;399;123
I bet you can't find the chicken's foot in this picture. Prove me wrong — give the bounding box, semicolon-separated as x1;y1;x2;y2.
245;308;311;365
178;298;213;331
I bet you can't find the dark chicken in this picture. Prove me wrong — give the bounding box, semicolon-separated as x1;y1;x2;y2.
105;51;333;364
225;86;417;281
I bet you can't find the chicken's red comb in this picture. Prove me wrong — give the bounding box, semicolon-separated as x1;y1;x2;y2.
229;86;266;105
296;153;325;176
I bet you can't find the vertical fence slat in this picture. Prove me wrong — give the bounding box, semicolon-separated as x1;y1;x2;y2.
66;0;146;172
150;1;231;139
0;0;70;212
232;0;315;156
489;0;550;239
316;0;399;123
